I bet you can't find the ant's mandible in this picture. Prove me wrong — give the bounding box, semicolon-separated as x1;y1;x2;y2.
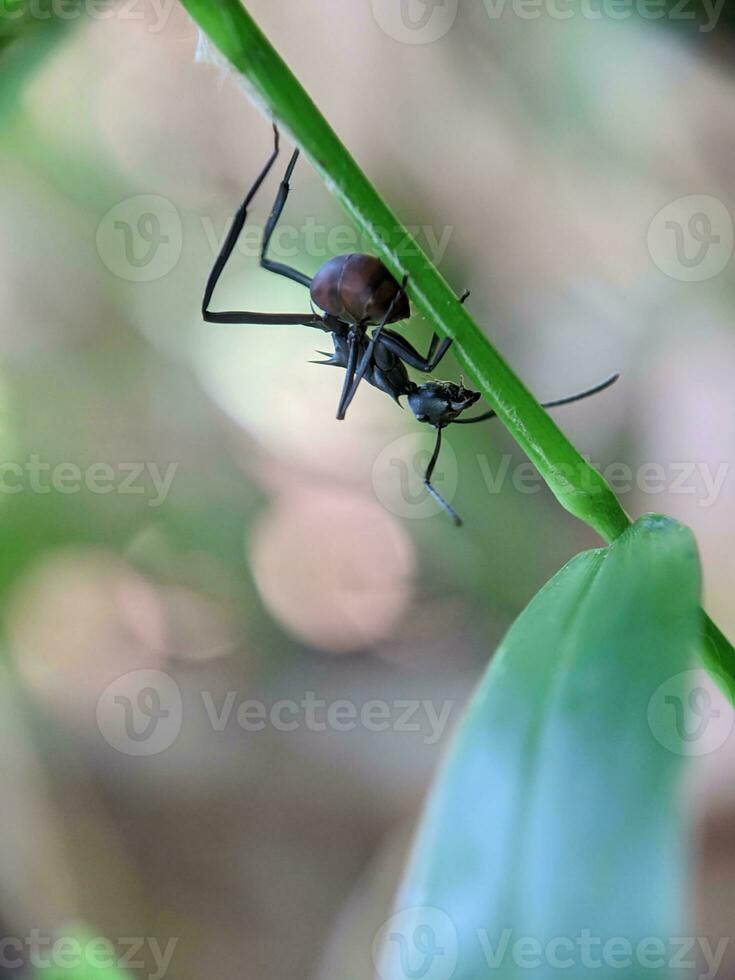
202;126;619;525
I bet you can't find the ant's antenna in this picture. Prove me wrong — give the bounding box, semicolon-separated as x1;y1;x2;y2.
454;372;620;425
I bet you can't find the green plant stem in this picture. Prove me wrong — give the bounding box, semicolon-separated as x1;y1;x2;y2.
180;0;735;699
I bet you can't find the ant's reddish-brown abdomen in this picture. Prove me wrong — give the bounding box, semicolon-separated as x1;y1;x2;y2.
310;253;410;325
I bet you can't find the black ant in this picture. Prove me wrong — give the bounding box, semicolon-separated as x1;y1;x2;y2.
203;126;619;526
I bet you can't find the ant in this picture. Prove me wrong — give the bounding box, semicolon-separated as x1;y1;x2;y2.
203;125;460;420
203;126;619;526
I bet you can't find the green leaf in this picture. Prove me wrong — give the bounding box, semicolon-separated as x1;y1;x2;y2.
379;515;702;980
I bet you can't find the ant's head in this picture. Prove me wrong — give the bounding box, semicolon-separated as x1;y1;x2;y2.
408;380;481;427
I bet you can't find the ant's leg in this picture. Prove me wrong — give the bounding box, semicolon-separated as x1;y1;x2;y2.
203;127;314;324
423;427;462;527
425;289;468;361
379;332;452;372
335;330;362;420
339;278;408;418
260;149;313;288
378;287;468;371
204;310;324;326
203;124;279;320
422;289;468;365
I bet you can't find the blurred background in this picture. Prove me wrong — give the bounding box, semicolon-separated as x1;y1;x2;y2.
1;0;735;977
